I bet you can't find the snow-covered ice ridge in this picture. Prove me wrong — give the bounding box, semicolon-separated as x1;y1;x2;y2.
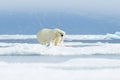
66;32;120;40
0;32;120;55
0;33;120;80
0;32;120;40
0;42;120;56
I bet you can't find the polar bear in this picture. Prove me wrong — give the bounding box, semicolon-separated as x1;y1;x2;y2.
37;28;65;46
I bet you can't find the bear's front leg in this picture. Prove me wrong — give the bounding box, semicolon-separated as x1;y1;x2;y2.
54;37;60;46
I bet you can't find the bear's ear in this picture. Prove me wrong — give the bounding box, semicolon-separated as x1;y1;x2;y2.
62;31;65;36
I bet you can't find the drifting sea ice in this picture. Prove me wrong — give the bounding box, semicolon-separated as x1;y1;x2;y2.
0;33;120;80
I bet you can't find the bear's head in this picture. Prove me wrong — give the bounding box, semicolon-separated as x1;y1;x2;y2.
54;28;65;38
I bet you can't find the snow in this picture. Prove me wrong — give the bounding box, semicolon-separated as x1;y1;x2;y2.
0;58;120;80
0;42;120;55
0;32;120;55
0;34;120;80
0;32;120;40
65;35;106;40
0;35;36;40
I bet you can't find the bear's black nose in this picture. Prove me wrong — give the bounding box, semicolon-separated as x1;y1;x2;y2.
61;34;63;37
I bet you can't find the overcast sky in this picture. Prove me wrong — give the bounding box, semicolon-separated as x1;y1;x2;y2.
0;0;120;16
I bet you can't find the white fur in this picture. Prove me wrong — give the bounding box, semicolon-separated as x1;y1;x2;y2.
37;28;65;46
